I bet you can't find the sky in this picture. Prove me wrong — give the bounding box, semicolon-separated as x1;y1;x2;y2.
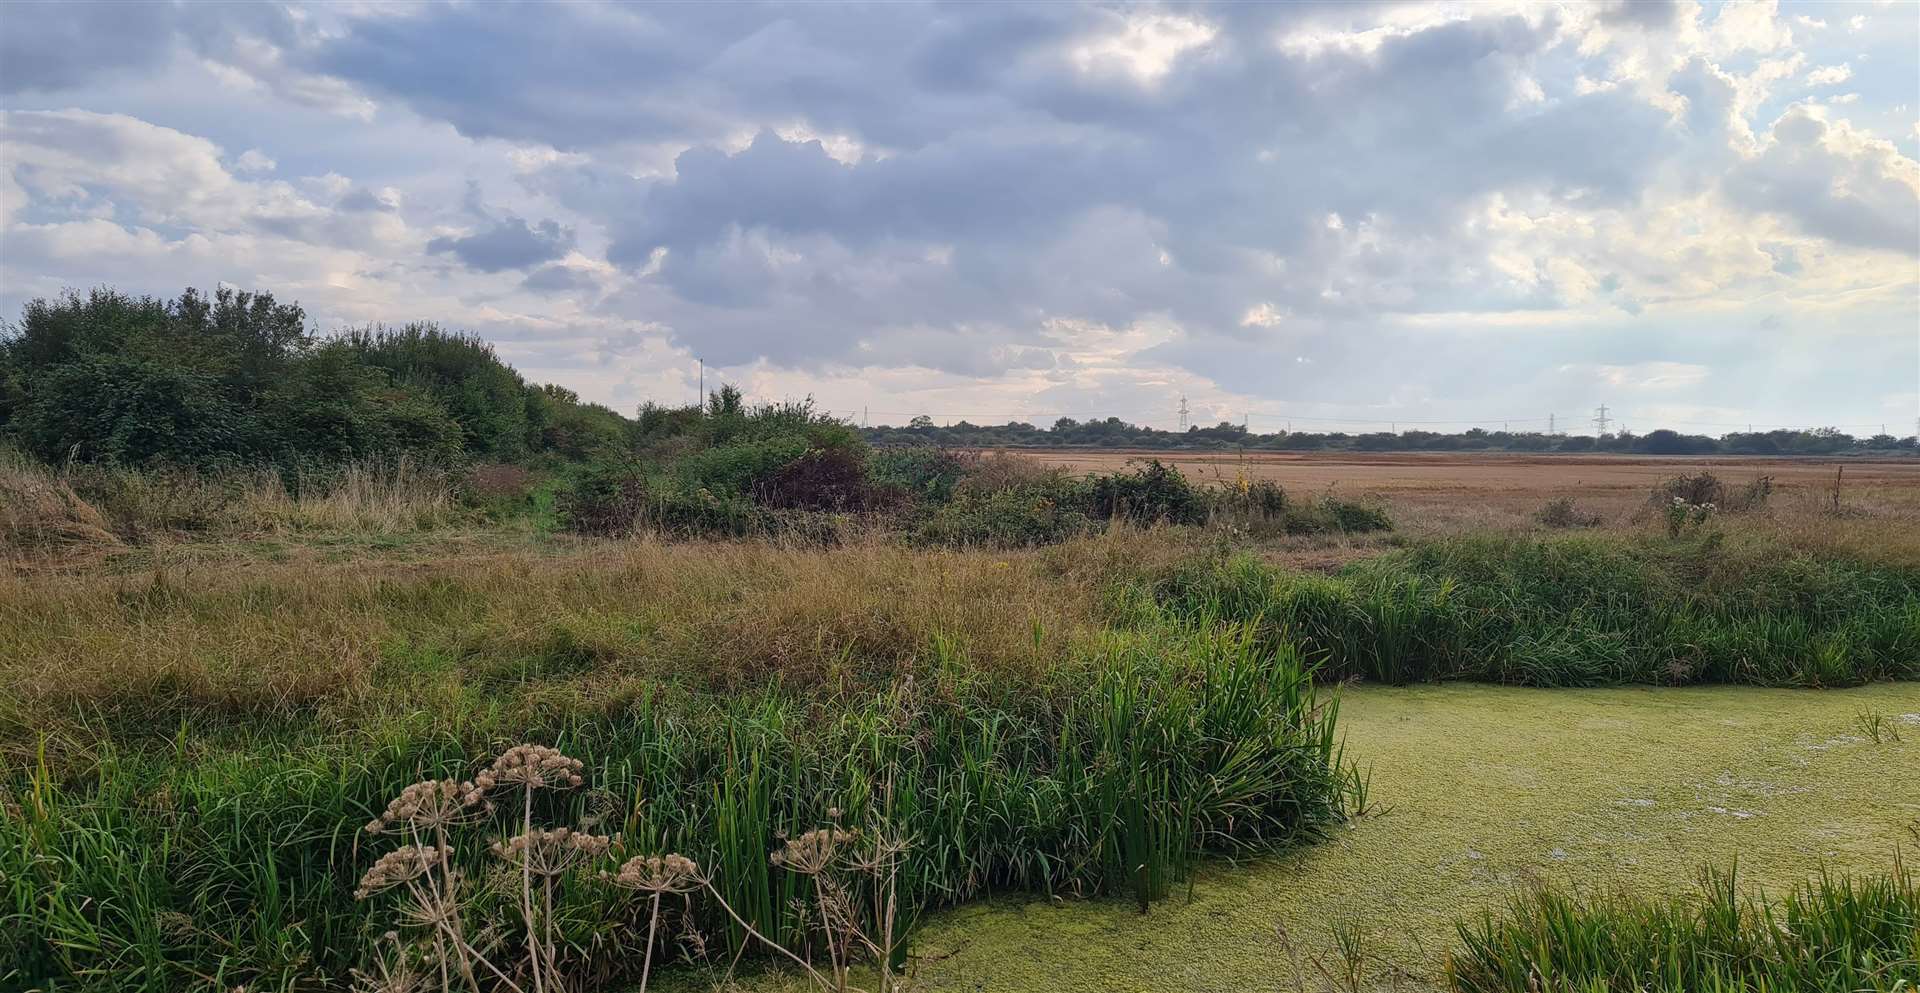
1;0;1916;435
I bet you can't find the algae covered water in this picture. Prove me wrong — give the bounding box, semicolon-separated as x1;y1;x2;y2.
725;683;1920;992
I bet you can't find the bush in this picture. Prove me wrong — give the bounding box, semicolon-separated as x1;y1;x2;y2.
952;451;1062;498
1088;459;1206;525
1533;497;1601;529
556;458;649;536
644;485;775;539
755;448;886;512
868;447;970;502
915;483;1096;548
1282;496;1394;535
1652;471;1725;508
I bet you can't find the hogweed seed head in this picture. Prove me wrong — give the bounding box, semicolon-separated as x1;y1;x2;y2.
366;779;491;835
356;844;448;899
606;853;704;894
490;827;615;877
477;744;585;792
771;826;855;875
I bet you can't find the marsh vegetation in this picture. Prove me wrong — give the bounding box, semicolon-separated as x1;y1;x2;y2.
3;287;1917;992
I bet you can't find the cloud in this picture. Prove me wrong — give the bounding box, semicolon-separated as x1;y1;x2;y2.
1725;104;1920;255
1597;361;1710;389
428;215;573;272
1;0;1915;427
1805;64;1852;86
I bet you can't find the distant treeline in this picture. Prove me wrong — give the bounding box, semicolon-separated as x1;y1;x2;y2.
4;285;1912;472
0;287;631;472
862;417;1919;457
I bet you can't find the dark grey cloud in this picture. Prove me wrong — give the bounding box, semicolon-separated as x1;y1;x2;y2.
338;187;399;212
523;263;595;294
0;1;174;94
429;215;574;272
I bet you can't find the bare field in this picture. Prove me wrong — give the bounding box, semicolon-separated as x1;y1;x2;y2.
1035;449;1916;495
1036;449;1920;514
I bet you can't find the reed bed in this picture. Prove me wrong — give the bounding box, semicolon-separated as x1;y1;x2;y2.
1446;857;1920;992
1152;531;1920;686
2;624;1346;991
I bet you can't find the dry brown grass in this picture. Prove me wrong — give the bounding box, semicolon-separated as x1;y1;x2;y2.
0;450;122;552
0;453;467;569
0;528;1203;761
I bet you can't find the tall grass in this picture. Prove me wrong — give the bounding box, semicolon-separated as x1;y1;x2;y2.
1;624;1346;990
1446;856;1920;992
1150;532;1920;686
0;449;463;555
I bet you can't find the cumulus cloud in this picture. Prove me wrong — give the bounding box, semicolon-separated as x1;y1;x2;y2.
1725;105;1920;254
1;0;1915;427
1805;63;1852;86
429;216;573;272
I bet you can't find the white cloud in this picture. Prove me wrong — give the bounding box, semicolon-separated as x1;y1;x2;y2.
1597;361;1711;390
234;148;277;173
1805;63;1853;86
1070;12;1216;83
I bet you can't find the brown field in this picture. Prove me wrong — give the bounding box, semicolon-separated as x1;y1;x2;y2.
1022;449;1920;565
1036;448;1914;494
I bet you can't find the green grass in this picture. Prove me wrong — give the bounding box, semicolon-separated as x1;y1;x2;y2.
1;624;1347;991
1447;860;1920;992
1150;532;1920;686
714;683;1920;992
5;526;1917;990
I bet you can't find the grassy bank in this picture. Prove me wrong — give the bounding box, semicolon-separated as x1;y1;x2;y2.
1448;859;1919;992
736;683;1918;992
1;534;1349;991
4;522;1917;990
1153;531;1920;686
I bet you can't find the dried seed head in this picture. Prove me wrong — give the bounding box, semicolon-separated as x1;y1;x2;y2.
477;744;586;792
770;826;855;875
355;844;448;899
490;827;615;876
366;779;491;834
606;853;704;894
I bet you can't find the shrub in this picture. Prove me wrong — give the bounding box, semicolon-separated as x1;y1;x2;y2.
1652;471;1725;507
1088;459;1206;525
868;446;970;502
755;448;883;511
1728;474;1773;512
643;485;774;539
915;483;1096;548
1282;496;1394;535
672;435;810;497
556;458;649;536
953;451;1062;498
1533;497;1601;529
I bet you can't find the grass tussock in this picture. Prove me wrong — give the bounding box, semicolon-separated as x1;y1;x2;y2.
1446;856;1920;992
